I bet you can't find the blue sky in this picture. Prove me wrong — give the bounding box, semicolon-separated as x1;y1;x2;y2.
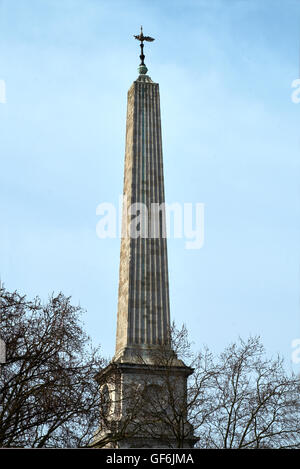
0;0;299;370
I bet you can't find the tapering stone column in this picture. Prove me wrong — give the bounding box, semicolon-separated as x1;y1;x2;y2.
114;73;172;364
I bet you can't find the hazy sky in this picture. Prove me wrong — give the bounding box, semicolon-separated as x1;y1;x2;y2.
0;0;299;370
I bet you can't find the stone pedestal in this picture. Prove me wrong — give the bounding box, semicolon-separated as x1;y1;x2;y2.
93;360;198;449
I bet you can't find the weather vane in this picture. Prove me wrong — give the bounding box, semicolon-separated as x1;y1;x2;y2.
134;26;155;75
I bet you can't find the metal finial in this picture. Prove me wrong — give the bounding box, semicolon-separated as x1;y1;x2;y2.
134;26;155;74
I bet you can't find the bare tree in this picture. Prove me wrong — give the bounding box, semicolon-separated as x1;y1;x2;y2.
130;324;215;448
198;336;300;448
154;328;300;449
2;283;298;449
0;285;104;448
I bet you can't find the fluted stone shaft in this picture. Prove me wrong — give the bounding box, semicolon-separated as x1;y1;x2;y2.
115;75;171;362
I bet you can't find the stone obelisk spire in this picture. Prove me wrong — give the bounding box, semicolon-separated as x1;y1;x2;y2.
114;27;171;363
93;31;198;448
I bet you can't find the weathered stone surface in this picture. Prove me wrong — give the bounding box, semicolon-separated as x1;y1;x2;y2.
0;338;5;364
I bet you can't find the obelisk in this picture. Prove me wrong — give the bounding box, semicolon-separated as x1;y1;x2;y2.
114;27;171;363
94;29;197;448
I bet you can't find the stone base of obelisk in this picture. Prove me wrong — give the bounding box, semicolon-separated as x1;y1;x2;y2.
92;360;199;449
